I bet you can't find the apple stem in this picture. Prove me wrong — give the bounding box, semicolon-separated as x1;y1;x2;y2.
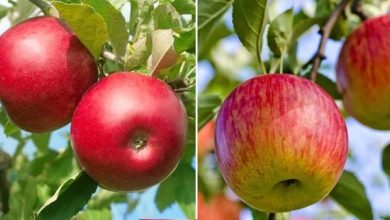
309;0;352;82
268;213;276;220
0;149;11;214
351;0;368;21
28;0;52;16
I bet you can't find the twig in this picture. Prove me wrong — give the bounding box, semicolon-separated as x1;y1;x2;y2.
351;0;368;21
28;0;51;15
268;213;276;220
309;0;352;81
0;150;11;214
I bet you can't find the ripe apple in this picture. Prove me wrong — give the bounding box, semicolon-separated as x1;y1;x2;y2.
70;72;187;191
198;193;241;220
215;74;348;212
0;16;97;133
337;15;390;130
198;120;216;158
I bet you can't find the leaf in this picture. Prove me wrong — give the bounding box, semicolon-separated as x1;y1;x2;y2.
153;3;182;31
233;0;268;54
81;0;129;58
198;0;232;56
267;9;293;57
107;0;126;9
330;171;373;220
155;163;195;218
0;4;9;19
315;73;342;100
43;146;78;185
36;171;98;220
148;29;178;76
198;95;222;130
5;177;37;220
171;0;195;15
199;19;232;59
88;190;127;209
31;133;51;152
251;208;267;220
174;26;195;52
129;0;153;41
52;1;109;57
73;208;111;220
7;0;36;25
124;36;151;71
290;13;325;49
382;143;390;178
4;119;19;137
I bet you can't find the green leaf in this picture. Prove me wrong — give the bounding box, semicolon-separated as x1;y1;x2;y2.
174;26;195;52
7;0;36;25
4;119;19;137
43;146;78;185
170;0;195;15
52;1;109;57
267;9;293;57
31;133;51;153
129;0;153;41
290;13;325;49
315;73;342;100
330;171;373;220
199;19;232;59
0;4;9;19
74;208;111;220
198;95;222;130
148;29;178;76
107;0;126;10
153;3;182;31
251;208;267;220
233;0;268;54
88;190;127;209
124;36;151;71
198;0;232;56
382;143;390;178
36;171;98;220
5;176;37;220
81;0;129;58
155;163;195;218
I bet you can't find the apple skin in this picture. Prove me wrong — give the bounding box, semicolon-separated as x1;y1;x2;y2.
336;15;390;130
70;72;187;191
215;74;348;212
0;16;97;133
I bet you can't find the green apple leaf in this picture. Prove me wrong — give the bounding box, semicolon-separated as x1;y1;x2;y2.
170;0;195;15
174;26;196;53
330;171;373;220
148;29;178;76
76;208;111;219
4;119;19;138
199;19;232;59
267;9;293;57
251;208;267;220
124;36;151;71
52;1;109;58
290;12;324;47
233;0;267;54
87;190;127;209
81;0;129;58
198;95;222;130
315;73;342;100
31;133;51;153
129;0;153;41
107;0;126;10
43;146;78;185
198;0;232;56
36;171;98;220
382;143;390;179
155;162;195;218
0;5;9;19
153;3;182;32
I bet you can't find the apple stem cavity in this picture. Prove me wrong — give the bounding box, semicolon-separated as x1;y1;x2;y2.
131;134;148;150
280;178;300;187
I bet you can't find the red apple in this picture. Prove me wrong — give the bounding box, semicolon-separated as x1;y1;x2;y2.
215;74;348;212
198;120;216;158
198;193;241;220
70;72;187;191
337;15;390;130
0;16;97;133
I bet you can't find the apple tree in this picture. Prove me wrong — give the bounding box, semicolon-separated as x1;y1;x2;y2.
199;0;390;219
0;0;195;219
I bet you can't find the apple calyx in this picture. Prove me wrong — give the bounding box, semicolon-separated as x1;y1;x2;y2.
130;132;149;150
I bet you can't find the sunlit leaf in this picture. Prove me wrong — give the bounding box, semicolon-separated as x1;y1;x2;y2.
198;95;222;130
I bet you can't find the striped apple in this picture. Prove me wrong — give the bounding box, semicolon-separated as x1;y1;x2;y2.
215;74;348;212
337;14;390;130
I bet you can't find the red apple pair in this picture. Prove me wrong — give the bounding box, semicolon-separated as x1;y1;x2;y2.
0;16;187;191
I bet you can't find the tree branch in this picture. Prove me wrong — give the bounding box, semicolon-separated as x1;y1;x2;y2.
268;213;276;220
0;150;11;215
309;0;352;81
351;0;368;21
28;0;52;15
